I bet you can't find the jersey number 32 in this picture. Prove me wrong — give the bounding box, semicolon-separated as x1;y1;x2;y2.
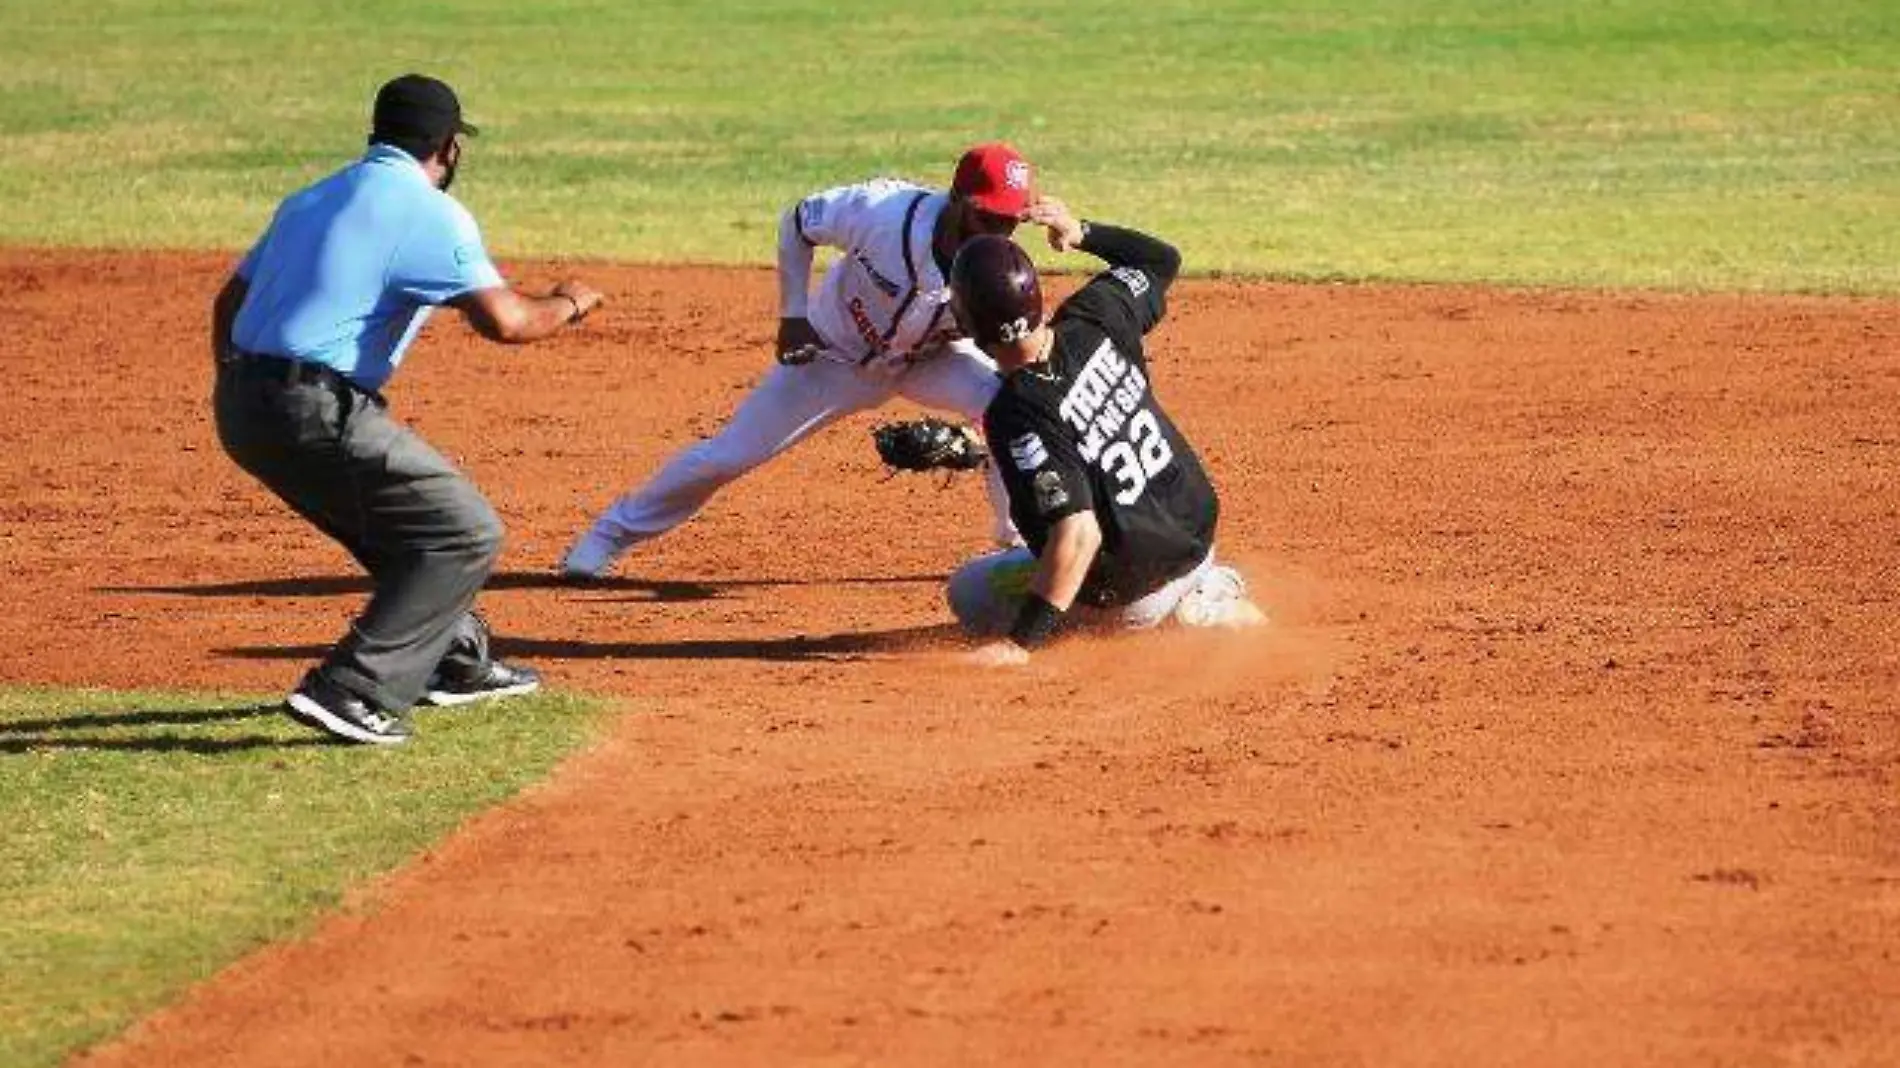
1100;410;1174;505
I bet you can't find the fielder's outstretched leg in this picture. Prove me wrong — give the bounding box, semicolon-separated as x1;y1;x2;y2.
562;360;886;578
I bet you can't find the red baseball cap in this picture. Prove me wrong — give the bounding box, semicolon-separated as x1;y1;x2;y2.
952;142;1035;217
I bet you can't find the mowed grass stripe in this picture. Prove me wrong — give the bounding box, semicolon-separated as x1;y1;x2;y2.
0;685;607;1068
0;0;1893;290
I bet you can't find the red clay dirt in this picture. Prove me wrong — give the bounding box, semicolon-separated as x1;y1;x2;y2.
4;248;1897;1066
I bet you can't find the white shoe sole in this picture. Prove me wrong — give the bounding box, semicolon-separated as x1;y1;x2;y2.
420;678;541;708
1175;596;1268;629
1222;599;1269;628
286;692;408;745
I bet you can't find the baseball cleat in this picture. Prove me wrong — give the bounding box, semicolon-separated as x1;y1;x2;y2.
1174;565;1269;629
1222;598;1269;628
285;672;411;745
421;660;542;707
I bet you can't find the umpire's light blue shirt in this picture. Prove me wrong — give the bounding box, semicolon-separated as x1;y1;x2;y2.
231;143;504;391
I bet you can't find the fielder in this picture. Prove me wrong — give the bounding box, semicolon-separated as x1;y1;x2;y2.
559;143;1048;579
936;205;1265;665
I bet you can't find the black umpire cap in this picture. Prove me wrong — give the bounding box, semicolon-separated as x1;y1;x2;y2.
371;74;478;149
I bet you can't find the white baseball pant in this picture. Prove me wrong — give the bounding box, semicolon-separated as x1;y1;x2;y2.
579;350;1015;555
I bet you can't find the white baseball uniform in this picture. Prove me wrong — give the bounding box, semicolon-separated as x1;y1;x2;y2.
561;178;1015;577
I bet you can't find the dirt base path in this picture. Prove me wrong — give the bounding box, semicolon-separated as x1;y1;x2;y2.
5;250;1896;1066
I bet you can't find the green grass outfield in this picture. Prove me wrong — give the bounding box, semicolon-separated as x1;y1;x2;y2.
0;0;1894;291
0;686;608;1068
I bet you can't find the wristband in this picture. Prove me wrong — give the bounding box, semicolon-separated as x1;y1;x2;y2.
1007;593;1065;650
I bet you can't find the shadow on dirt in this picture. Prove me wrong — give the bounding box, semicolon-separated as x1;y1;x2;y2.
213;623;967;665
490;623;967;662
98;570;947;602
0;702;332;754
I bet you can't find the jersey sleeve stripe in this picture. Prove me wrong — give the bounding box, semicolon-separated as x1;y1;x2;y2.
793;200;816;245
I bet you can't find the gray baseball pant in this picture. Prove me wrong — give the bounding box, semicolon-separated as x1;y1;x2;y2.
213;353;500;712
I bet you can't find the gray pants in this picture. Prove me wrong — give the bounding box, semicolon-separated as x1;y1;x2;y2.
213;355;503;712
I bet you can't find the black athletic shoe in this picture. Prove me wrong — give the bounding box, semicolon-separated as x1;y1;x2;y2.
285;672;411;746
420;660;542;707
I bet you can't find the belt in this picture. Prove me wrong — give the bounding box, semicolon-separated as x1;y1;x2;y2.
219;349;368;395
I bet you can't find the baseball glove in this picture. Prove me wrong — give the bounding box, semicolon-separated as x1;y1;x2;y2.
872;418;990;474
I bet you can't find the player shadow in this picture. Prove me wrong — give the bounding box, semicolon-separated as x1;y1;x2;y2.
213;622;967;665
99;570;946;603
0;702;332;755
490;622;967;663
0;734;331;755
0;703;279;735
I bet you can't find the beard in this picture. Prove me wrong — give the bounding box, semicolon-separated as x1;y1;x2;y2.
436;138;463;192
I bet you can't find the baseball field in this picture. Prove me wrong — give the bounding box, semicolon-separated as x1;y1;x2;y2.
4;2;1897;1066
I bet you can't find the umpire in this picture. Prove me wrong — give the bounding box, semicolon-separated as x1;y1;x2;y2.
210;74;604;745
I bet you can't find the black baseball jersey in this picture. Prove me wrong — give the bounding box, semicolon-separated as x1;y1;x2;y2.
983;223;1219;606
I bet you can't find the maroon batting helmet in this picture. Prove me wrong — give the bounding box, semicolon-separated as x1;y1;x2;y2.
949;235;1043;347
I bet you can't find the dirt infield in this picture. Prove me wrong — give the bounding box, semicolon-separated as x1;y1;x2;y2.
6;249;1897;1066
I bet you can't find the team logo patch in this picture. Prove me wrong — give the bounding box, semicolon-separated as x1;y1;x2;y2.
1005;160;1031;190
847;296;884;354
453;245;476;266
1008;432;1048;471
1109;266;1150;296
1033;469;1069;514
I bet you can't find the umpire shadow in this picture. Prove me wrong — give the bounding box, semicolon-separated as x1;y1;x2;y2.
0;703;279;735
97;573;721;602
215;622;967;665
0;702;333;755
0;734;331;754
